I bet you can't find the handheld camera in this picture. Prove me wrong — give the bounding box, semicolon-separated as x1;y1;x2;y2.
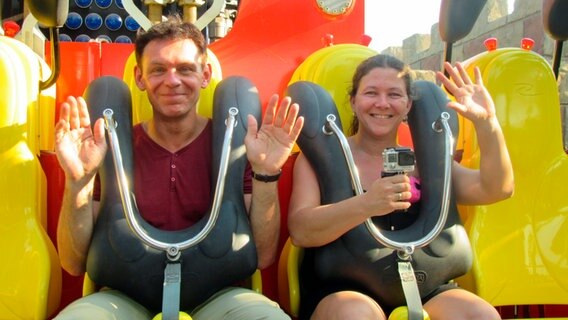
381;147;415;177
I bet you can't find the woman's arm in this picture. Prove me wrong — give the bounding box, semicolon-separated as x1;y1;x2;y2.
288;153;412;247
437;62;514;205
452;117;514;205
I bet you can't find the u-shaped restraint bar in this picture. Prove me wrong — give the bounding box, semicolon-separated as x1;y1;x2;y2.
286;80;473;310
83;76;259;312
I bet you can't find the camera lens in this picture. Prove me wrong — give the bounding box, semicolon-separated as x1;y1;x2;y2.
398;152;415;166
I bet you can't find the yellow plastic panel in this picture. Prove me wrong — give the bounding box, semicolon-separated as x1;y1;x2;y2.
38;80;56;152
277;238;302;317
456;48;568;307
251;269;262;294
0;36;61;320
122;49;223;125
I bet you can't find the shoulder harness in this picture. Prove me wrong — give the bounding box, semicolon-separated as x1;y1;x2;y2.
287;80;473;308
84;75;258;311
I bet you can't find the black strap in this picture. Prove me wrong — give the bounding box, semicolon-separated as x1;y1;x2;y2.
252;169;282;182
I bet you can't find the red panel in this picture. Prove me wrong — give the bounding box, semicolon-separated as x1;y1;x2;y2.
545;305;568;317
46;42;101;124
101;43;134;78
210;0;366;111
47;42;134;118
497;305;568;318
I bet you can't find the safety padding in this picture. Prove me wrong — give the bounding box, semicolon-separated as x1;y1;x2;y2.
438;0;487;44
0;36;61;320
122;48;223;124
456;48;568;310
83;259;263;298
84;75;259;312
285;80;470;312
542;0;568;41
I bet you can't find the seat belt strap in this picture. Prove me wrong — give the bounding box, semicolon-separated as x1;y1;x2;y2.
162;261;181;320
398;260;424;320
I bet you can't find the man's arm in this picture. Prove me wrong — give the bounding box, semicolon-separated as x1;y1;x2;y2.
246;181;280;269
244;94;304;269
57;179;99;276
54;96;107;275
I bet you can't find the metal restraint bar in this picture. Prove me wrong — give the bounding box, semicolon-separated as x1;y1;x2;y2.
323;112;454;320
103;107;239;320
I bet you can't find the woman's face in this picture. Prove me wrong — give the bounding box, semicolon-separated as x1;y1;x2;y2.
351;67;411;139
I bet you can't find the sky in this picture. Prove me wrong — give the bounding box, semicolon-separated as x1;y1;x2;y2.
364;0;442;52
364;0;516;52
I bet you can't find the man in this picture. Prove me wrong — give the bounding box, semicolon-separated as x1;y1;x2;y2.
54;16;303;319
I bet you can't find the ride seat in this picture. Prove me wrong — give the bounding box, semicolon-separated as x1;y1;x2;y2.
455;48;568;319
0;35;61;320
279;46;568;319
81;48;263;303
278;44;420;319
278;43;377;317
278;79;453;320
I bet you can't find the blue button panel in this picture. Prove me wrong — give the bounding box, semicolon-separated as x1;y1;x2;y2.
60;0;144;43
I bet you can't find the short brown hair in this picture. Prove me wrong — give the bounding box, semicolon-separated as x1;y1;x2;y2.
134;15;208;69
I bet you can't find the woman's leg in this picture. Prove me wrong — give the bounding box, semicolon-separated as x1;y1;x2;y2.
310;291;386;320
53;290;153;320
424;288;501;320
191;287;290;320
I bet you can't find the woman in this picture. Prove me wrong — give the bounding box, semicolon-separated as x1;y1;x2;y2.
288;54;514;320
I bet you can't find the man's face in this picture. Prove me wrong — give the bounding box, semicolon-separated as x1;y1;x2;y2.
134;38;211;120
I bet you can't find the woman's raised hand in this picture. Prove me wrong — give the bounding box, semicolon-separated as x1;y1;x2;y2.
436;61;497;124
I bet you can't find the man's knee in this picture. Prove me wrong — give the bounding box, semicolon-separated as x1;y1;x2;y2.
54;290;152;320
191;287;290;320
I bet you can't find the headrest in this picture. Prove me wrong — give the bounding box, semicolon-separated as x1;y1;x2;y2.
27;0;69;28
439;0;487;43
543;0;568;41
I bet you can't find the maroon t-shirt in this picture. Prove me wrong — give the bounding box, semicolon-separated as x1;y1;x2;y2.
94;121;252;231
